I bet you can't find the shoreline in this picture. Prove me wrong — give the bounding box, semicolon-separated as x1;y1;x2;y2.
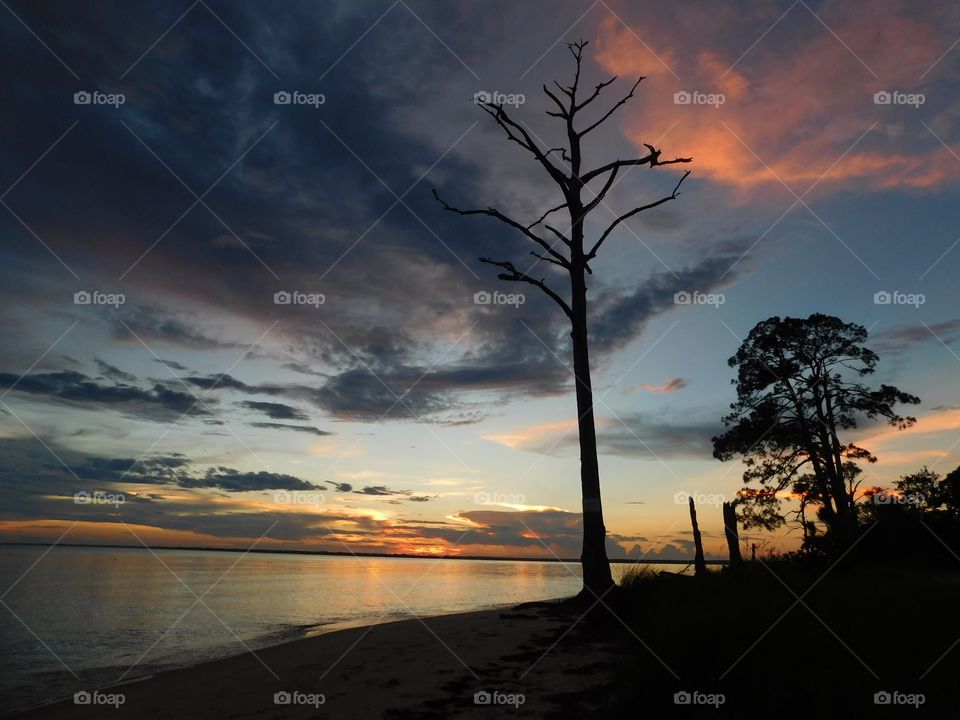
8;598;615;719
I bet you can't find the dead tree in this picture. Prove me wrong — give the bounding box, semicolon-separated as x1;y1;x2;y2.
688;496;707;577
722;501;743;568
435;40;691;597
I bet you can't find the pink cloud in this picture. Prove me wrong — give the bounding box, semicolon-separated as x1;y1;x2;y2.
591;0;960;198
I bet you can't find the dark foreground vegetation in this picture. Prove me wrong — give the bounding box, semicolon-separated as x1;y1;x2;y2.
542;554;960;719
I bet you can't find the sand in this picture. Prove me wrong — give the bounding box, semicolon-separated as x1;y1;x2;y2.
11;601;619;719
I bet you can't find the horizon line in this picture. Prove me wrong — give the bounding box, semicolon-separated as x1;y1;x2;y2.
0;541;727;565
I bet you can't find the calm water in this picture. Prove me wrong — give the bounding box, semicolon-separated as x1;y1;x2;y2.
0;546;685;712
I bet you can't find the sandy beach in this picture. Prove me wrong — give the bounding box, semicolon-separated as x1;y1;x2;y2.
11;601;618;719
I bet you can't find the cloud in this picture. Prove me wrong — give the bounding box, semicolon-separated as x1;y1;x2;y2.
590;254;742;353
628;377;689;394
249;422;332;436
240;400;309;420
488;412;718;460
180;468;320;492
872;319;960;351
0;370;208;420
94;359;137;383
594;1;960;197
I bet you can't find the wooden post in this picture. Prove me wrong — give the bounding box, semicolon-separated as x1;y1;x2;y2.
688;496;707;577
722;502;743;568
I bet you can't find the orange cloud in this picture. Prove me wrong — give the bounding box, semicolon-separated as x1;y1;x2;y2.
627;377;689;394
592;1;959;198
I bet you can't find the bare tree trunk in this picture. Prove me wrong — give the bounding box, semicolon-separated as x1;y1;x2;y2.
688;496;707;576
570;263;614;597
722;502;742;567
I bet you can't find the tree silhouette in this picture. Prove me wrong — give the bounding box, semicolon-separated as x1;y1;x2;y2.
435;40;691;595
713;313;919;546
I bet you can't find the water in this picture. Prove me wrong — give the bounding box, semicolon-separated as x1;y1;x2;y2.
0;545;687;713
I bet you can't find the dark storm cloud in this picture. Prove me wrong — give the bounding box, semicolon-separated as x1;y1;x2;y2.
94;358;137;383
249;421;332;436
240;400;309;420
0;370;208;420
356;485;410;496
590;253;742;353
0;1;745;425
113;306;245;351
76;454;190;484
180;468;319;492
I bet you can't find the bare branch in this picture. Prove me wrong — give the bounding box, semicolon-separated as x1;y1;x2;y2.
574;75;619;112
530;250;568;269
578;77;644;137
477;102;570;188
585;170;691;260
542;85;569;118
581;144;693;184
527;201;568;229
567;40;587;98
543;224;571;247
479;257;572;317
583;162;621;213
433;189;570;263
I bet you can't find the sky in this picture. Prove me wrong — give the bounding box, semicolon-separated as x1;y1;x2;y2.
1;0;959;561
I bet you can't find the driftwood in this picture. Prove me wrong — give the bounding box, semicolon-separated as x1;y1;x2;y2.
722;501;743;567
688;496;707;577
